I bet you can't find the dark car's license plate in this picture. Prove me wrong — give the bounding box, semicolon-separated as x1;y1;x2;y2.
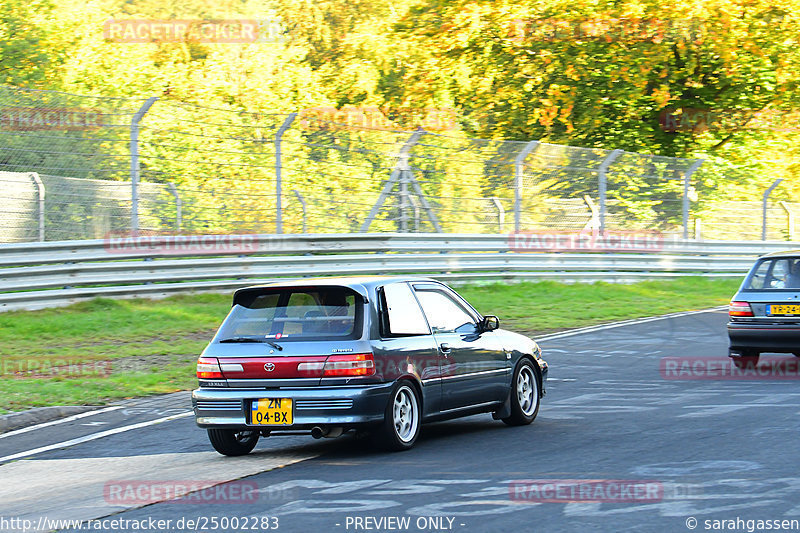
251;398;293;425
768;304;800;316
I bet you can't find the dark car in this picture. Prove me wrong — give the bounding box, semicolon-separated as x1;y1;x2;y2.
728;250;800;365
192;276;548;454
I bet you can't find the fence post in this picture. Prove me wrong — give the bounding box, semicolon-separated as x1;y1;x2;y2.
29;172;45;242
399;171;409;232
598;149;623;235
167;182;182;233
490;197;505;233
582;194;599;231
130;97;158;234
682;159;704;239
361;130;425;232
408;194;421;232
514;141;539;233
780;201;794;241
292;189;307;233
762;178;784;240
275;113;297;234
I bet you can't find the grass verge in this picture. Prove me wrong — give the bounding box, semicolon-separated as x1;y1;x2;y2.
0;277;740;413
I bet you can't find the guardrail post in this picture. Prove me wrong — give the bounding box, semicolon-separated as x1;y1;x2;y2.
167;182;182;233
514;141;538;232
275;113;298;234
762;178;784;240
130;97;159;234
598;149;623;235
29;172;45;241
682;159;704;239
292;189;307;233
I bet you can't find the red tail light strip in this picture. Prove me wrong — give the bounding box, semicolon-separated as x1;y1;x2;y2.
196;357;223;379
201;353;376;380
321;353;375;377
729;301;754;317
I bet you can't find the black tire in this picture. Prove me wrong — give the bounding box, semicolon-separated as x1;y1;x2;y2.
502;359;540;426
730;349;760;369
371;381;421;452
207;428;259;456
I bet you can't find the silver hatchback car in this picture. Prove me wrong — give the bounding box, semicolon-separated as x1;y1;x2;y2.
728;250;800;365
192;276;548;455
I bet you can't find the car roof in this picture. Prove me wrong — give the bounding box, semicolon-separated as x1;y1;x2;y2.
232;276;443;303
760;249;800;259
239;275;439;290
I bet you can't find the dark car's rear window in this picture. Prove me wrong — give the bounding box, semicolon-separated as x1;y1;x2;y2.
744;257;800;290
218;287;362;341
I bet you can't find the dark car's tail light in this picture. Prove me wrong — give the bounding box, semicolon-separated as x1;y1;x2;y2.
729;301;754;317
311;353;375;377
197;357;224;379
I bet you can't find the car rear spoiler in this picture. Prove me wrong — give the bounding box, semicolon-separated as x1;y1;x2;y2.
232;283;370;307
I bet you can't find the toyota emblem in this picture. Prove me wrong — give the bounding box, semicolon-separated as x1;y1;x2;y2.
264;362;275;372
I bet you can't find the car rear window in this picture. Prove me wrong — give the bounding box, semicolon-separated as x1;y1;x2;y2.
744;258;800;290
218;287;362;341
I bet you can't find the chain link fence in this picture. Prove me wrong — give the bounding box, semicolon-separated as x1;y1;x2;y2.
0;85;792;242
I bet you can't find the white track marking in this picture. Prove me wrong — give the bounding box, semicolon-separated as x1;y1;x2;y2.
537;307;727;342
0;406;123;439
0;411;192;463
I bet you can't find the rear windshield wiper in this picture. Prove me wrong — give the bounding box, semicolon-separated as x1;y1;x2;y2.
218;337;283;350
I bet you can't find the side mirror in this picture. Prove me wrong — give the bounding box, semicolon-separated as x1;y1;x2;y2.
481;315;499;332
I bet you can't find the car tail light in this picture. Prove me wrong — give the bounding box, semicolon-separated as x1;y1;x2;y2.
296;361;325;377
729;301;754;317
321;353;375;377
197;357;224;379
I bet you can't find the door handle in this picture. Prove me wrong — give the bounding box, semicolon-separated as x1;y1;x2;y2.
439;342;451;354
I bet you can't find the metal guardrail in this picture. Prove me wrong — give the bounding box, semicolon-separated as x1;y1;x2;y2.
1;233;796;312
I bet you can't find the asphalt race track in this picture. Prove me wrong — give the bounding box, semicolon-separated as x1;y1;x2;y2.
2;308;800;533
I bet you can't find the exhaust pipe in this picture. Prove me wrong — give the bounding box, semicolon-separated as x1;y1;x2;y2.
311;426;344;439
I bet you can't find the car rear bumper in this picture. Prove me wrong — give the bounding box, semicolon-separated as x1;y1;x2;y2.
728;322;800;352
192;382;394;429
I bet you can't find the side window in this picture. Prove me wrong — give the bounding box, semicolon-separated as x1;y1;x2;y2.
771;259;789;288
746;258;800;290
788;259;800;288
747;261;770;289
381;283;430;336
413;288;477;333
